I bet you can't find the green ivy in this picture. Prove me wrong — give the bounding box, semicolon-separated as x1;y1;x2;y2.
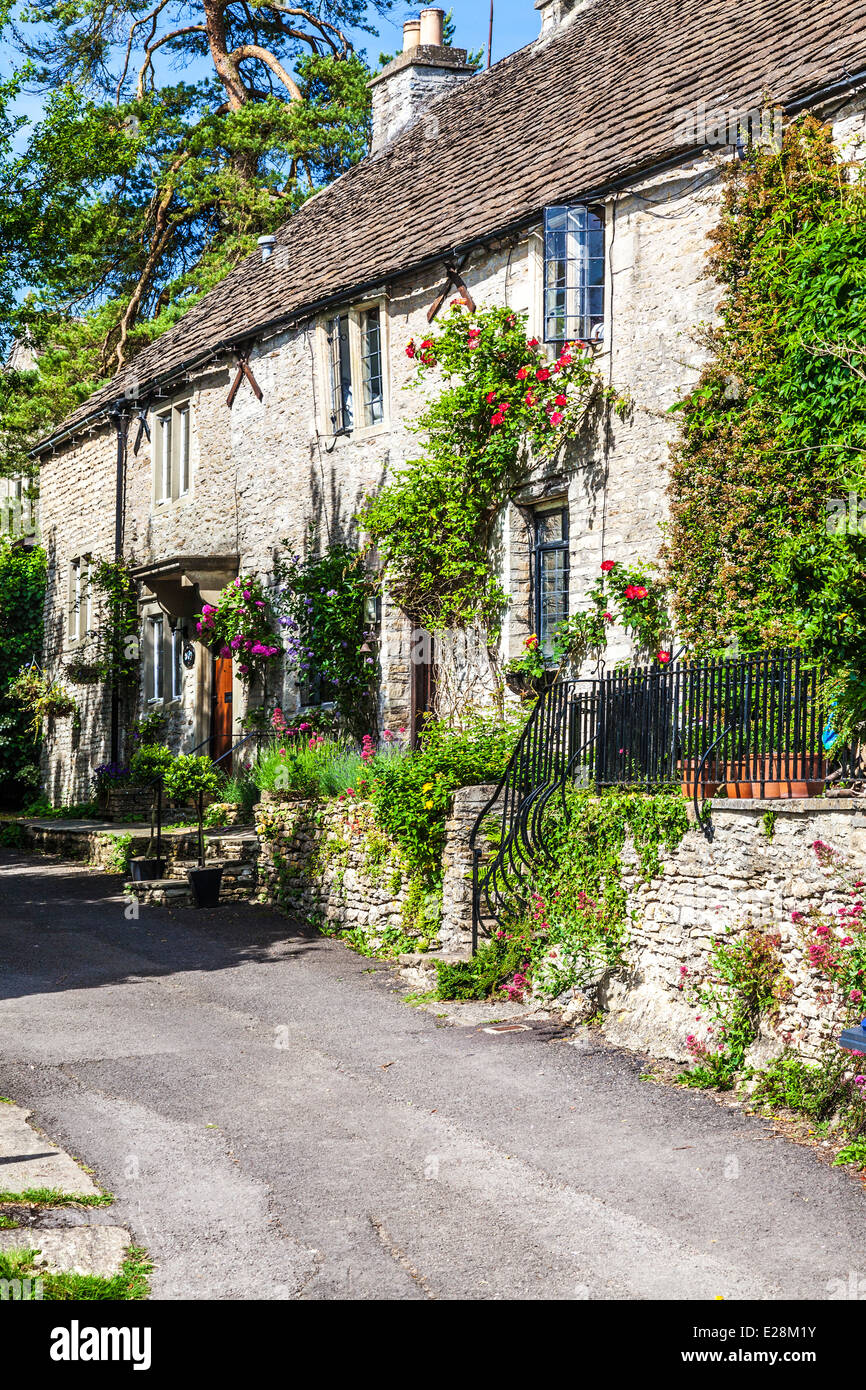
666;116;866;736
0;541;46;804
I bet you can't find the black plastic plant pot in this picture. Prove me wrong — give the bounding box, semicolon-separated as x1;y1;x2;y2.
187;865;223;908
130;857;166;881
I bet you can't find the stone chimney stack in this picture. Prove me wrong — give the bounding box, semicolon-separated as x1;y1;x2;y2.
534;0;589;37
368;10;476;154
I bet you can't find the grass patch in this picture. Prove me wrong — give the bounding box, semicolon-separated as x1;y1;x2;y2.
0;1188;113;1207
0;1214;20;1228
0;1246;151;1300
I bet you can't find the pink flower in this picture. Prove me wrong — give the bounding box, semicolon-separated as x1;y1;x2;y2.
550;411;564;425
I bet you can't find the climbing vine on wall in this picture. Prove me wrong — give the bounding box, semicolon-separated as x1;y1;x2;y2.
665;116;866;730
360;305;624;637
273;542;378;737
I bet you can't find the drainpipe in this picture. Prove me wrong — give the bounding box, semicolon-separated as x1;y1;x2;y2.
108;397;131;764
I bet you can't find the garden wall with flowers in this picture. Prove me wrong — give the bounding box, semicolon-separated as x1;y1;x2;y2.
602;800;866;1072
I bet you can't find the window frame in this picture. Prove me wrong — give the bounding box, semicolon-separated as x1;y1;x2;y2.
66;555;91;644
532;504;570;660
543;203;605;349
319;298;388;439
147;613;164;704
170;623;185;703
152;395;193;504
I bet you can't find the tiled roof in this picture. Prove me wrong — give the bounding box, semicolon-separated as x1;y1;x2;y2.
38;0;866;449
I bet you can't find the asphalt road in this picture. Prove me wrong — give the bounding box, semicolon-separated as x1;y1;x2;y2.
1;850;864;1301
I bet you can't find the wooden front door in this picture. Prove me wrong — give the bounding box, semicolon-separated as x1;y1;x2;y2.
212;654;233;770
410;628;436;748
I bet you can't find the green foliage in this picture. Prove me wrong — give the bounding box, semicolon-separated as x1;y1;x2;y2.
0;1245;151;1299
368;714;525;878
8;666;78;740
86;558;139;686
749;1050;851;1119
128;743;174;787
273;542;377;736
0;822;23;847
253;737;366;799
162;754;221;804
666;117;866;719
436;934;530;1002
677;926;789;1089
0;0;384;470
21;796;98;818
0;541;45;804
198;575;281;687
762;809;777;839
525;789;688;998
105;832;133;875
360;305;617;635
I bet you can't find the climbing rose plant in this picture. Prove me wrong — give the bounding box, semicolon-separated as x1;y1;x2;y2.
360;304;623;636
197;575;281;686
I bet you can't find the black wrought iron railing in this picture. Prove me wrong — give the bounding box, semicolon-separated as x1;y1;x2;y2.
470;650;855;949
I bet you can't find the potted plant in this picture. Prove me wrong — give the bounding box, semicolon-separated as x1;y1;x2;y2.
162;754;224;906
128;744;175;879
504;634;556;698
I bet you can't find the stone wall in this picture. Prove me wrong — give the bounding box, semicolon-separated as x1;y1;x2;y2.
604;798;866;1063
255;787;487;953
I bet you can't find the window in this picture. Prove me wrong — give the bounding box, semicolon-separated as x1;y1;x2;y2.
544;205;605;346
177;406;190;497
170;625;185;702
327;314;353;434
148;614;164;702
533;506;569;657
153;398;193;502
67;556;91;642
321;302;387;436
361;308;384;426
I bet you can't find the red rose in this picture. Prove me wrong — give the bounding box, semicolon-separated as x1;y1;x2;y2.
421;338;432;349
624;585;638;600
550;411;564;425
634;586;648;599
657;651;672;664
536;368;551;381
490;413;504;427
600;560;616;572
524;391;536;406
603;611;614;622
527;338;539;349
555;394;567;407
516;367;528;380
558;352;573;366
486;390;497;404
406;343;415;359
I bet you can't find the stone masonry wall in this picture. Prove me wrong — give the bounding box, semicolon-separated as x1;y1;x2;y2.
604;799;866;1063
255;788;487;953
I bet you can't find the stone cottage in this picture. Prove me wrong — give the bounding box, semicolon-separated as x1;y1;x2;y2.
30;0;866;802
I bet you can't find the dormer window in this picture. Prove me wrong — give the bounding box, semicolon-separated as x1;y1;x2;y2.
543;205;605;346
321;301;387;437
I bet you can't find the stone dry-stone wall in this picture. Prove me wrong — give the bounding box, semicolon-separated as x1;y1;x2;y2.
604;798;866;1063
255;789;488;952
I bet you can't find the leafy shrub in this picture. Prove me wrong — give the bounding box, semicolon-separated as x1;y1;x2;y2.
435;935;529;1001
253;739;365;799
0;542;46;806
128;744;174;787
369;715;524;878
0;823;23;847
162;755;221;805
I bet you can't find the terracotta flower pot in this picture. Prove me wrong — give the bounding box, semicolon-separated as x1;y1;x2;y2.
677;759;720;801
750;754;826;799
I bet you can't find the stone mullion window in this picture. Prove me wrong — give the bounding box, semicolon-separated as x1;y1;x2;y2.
321;299;387;438
152;397;193;504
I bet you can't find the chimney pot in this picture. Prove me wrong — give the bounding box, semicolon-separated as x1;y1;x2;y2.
402;18;421;50
419;7;444;46
257;234;276;262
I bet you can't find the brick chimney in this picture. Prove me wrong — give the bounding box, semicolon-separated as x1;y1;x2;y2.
368;10;476;154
